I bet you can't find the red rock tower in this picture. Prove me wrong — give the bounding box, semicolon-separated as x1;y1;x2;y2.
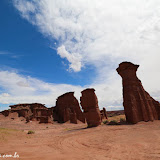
80;88;101;127
117;62;160;124
54;92;85;123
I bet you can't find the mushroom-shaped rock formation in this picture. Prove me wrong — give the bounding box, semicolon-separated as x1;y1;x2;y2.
80;88;101;127
117;62;160;124
54;92;85;124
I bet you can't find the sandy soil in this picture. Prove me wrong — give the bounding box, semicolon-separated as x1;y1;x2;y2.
0;114;160;160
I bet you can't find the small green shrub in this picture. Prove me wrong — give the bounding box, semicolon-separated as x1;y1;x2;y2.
108;120;120;125
27;130;35;134
103;120;108;124
120;118;126;123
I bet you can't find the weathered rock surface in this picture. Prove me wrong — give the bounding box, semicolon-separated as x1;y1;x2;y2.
8;112;19;120
117;62;160;124
80;88;101;127
8;103;53;123
100;108;108;120
0;110;10;117
54;92;85;124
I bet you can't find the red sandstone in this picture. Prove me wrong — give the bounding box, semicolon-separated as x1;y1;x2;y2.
117;62;160;124
80;88;101;127
53;92;85;124
1;103;53;123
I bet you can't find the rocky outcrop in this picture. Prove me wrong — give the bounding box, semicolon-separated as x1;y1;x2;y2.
9;103;53;123
0;110;10;117
117;62;160;124
54;92;85;124
100;108;108;120
80;88;101;127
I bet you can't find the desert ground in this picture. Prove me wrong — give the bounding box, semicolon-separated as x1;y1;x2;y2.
0;114;160;160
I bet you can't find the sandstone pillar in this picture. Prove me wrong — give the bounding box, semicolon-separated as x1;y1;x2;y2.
117;62;160;124
80;88;101;127
55;92;85;123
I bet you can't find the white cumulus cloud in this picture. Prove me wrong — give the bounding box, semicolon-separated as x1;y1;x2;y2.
0;70;84;108
57;45;82;72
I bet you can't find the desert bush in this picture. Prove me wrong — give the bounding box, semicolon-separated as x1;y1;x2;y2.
103;120;108;124
27;130;35;134
108;120;120;125
120;118;126;123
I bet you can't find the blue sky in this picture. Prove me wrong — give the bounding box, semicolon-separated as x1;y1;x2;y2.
0;0;95;85
0;0;160;111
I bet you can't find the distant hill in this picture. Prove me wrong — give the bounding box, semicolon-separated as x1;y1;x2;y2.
107;110;124;117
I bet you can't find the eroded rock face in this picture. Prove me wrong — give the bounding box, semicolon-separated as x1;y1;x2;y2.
80;88;101;127
100;108;108;120
54;92;85;123
0;110;10;117
9;103;53;123
117;62;160;124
